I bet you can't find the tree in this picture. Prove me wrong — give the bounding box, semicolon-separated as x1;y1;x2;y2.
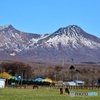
0;62;32;79
69;65;75;80
54;66;62;81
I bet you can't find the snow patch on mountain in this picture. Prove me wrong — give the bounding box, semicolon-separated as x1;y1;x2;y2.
0;24;100;64
0;25;11;30
10;52;16;56
45;26;100;50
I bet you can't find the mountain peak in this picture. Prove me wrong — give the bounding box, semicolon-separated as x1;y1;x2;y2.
0;24;14;30
0;24;100;64
67;25;81;31
53;25;83;37
67;25;80;28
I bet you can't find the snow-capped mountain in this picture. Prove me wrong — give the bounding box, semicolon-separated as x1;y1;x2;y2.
0;25;100;64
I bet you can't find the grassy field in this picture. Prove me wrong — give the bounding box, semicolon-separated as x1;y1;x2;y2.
0;88;99;100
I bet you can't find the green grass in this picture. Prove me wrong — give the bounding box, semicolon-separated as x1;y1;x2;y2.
0;88;99;100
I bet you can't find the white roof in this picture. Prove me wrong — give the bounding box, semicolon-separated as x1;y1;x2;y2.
63;81;76;86
63;80;85;86
74;80;85;83
0;79;6;81
67;82;76;86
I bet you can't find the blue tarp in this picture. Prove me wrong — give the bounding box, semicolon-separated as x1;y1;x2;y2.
34;78;44;82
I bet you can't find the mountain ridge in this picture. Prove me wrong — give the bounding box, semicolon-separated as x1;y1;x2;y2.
0;24;100;64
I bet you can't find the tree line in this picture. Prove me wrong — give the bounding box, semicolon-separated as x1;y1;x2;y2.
0;62;32;79
0;62;100;86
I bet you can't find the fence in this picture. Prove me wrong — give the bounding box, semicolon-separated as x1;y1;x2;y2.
65;86;100;89
40;85;100;89
5;85;100;89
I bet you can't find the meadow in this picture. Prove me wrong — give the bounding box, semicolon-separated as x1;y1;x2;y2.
0;88;99;100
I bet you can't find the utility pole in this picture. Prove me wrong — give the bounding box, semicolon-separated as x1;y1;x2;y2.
54;71;57;81
61;58;65;67
61;58;64;82
21;72;23;86
71;58;74;64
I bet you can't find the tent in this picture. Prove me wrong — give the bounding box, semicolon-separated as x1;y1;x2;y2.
9;76;17;80
0;72;17;80
0;72;11;79
34;77;53;83
43;78;53;83
34;78;44;82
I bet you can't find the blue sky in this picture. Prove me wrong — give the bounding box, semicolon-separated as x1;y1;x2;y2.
0;0;100;37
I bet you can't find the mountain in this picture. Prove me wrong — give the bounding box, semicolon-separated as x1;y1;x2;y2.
0;24;100;64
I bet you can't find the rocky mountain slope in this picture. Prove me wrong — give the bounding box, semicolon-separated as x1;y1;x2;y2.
0;25;100;64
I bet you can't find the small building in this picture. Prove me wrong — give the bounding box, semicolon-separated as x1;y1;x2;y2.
63;80;85;86
75;80;85;86
0;78;6;88
63;81;76;86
